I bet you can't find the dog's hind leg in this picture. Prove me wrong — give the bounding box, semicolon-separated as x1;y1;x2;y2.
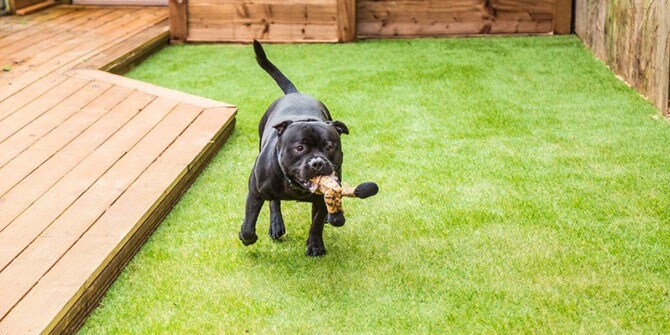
306;200;328;256
269;200;286;239
239;192;264;245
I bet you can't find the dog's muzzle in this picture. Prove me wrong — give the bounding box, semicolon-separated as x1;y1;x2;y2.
307;157;332;176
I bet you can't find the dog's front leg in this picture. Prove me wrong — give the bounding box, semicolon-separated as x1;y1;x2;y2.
269;200;286;239
239;192;264;245
306;200;328;256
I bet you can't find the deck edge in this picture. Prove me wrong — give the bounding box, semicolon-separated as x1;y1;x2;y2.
99;21;170;75
65;69;236;109
49;114;236;335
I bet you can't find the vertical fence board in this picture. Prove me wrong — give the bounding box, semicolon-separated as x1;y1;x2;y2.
336;0;356;41
553;0;572;33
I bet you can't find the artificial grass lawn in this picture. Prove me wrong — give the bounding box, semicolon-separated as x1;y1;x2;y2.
80;36;670;334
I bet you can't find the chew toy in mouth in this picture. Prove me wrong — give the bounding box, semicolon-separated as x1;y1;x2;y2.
309;174;379;226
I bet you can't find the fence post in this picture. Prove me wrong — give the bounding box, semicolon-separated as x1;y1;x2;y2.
553;0;572;34
337;0;356;42
169;0;188;43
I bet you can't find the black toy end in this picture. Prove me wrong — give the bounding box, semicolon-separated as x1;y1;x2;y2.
354;182;379;199
327;212;346;227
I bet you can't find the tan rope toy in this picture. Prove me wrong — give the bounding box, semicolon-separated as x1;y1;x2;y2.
309;175;378;226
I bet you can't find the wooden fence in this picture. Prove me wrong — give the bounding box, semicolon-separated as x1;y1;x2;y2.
171;0;355;43
357;0;570;37
169;0;572;43
575;0;669;114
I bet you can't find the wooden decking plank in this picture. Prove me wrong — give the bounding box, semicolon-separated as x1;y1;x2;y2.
0;107;235;334
68;69;235;108
0;70;68;106
0;6;78;39
0;80;111;169
0;87;147;230
65;109;235;335
0;7;96;57
63;8;168;71
0;8;167;97
0;103;202;322
0;72;70;117
39;8;162;68
57;118;235;335
77;19;169;73
0;86;132;197
1;8;129;65
0;77;89;142
0;94;172;269
58;109;235;334
0;5;62;27
0;7;159;85
0;8;118;64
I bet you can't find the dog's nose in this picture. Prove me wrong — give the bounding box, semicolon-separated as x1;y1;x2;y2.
309;158;325;171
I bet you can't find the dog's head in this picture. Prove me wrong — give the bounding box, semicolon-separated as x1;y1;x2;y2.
275;119;348;189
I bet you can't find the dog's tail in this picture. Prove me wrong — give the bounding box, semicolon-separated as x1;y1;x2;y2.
253;40;298;95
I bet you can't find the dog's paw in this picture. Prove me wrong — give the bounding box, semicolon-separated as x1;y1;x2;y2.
239;231;258;246
305;238;326;256
306;245;326;257
269;217;285;240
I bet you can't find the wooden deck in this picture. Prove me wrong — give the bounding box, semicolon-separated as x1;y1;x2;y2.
0;6;237;334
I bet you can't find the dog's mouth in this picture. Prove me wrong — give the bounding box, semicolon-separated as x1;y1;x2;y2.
285;169;317;191
285;157;337;191
296;178;313;190
289;171;335;192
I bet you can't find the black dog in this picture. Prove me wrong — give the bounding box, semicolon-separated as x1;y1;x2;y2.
239;40;350;256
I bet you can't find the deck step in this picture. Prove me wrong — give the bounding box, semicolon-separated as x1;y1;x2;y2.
15;1;56;15
76;18;170;74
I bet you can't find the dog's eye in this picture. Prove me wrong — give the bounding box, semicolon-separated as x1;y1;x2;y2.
295;145;305;152
326;145;334;152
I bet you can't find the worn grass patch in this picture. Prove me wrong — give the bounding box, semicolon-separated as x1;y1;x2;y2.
79;36;670;334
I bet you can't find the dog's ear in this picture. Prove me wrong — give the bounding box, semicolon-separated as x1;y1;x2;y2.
330;120;349;135
273;120;293;137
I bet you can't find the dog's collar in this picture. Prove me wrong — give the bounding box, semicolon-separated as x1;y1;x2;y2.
275;148;309;193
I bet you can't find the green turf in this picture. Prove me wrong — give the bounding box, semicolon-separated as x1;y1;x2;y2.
79;36;670;334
